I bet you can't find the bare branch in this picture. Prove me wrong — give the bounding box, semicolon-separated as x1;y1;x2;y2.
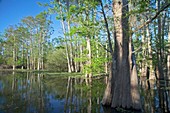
99;0;113;55
133;3;170;33
98;42;111;53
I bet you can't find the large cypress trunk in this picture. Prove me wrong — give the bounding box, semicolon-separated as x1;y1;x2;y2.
102;0;141;110
112;0;141;109
112;0;131;108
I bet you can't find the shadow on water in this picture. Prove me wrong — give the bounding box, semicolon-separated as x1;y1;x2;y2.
0;72;170;113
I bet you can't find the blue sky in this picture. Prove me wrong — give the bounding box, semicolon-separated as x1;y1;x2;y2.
0;0;61;38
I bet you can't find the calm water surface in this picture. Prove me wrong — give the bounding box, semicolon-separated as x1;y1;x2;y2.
0;72;106;113
0;72;170;113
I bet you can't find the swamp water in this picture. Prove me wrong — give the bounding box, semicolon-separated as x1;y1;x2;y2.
0;72;169;113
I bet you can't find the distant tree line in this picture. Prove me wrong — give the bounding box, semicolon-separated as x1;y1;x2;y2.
0;12;64;71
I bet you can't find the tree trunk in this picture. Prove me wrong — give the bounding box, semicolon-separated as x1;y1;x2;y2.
67;20;75;72
80;44;83;72
167;22;170;80
129;37;141;109
100;0;114;105
12;36;16;70
74;40;79;72
85;37;92;78
105;44;108;74
37;32;41;71
146;25;155;80
12;48;15;70
103;0;141;110
112;0;130;108
141;29;147;77
157;0;164;79
30;34;33;70
41;33;44;70
22;43;24;70
161;11;166;64
26;44;29;70
33;56;36;70
99;0;113;75
101;61;114;105
59;1;71;73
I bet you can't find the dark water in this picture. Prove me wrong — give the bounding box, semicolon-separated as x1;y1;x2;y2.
0;72;169;113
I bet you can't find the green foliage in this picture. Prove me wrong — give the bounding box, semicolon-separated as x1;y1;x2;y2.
1;0;168;76
0;11;53;70
46;48;67;72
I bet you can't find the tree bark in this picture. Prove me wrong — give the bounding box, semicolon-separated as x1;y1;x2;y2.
141;28;147;77
41;33;44;70
146;25;155;80
37;32;41;71
30;34;33;70
102;0;141;110
101;61;113;106
22;42;24;70
59;1;72;73
85;37;92;78
105;44;108;74
12;36;16;70
112;0;131;108
12;47;15;70
167;22;170;80
80;44;83;72
157;0;164;80
26;43;29;70
67;20;75;72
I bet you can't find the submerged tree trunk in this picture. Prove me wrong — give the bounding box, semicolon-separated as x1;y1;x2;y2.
129;37;141;109
112;0;131;104
102;62;113;105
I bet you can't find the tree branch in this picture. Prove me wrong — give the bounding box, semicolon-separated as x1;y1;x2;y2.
98;42;111;53
133;3;170;33
99;0;113;54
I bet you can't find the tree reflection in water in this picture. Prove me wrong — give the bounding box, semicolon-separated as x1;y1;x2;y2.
0;72;105;113
140;76;170;113
0;72;170;113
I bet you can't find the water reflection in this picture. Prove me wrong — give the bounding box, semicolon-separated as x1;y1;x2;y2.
0;72;106;113
0;72;50;113
63;77;105;113
140;76;170;113
0;72;170;113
